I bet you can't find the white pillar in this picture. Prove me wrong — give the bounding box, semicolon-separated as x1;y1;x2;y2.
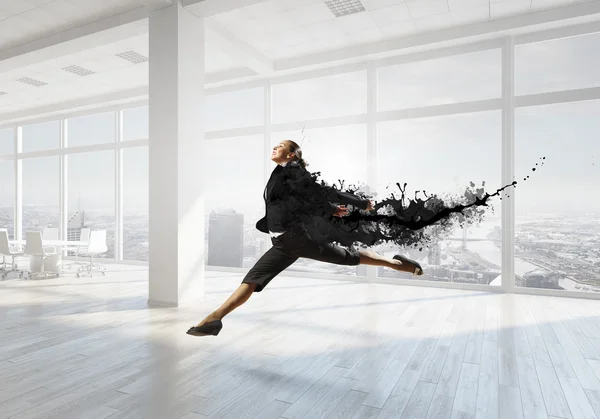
148;1;205;307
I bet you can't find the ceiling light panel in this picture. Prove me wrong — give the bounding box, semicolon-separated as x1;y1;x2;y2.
16;77;47;87
116;51;148;64
62;65;95;76
325;0;367;17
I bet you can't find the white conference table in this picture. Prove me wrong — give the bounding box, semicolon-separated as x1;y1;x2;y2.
9;239;88;274
9;239;87;247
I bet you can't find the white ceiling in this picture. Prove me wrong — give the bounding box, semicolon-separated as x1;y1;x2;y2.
213;0;597;59
0;0;149;51
0;0;598;119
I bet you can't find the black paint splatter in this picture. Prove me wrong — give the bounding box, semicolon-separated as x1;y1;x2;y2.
289;157;546;251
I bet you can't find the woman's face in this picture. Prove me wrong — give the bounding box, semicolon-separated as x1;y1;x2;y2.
271;141;293;163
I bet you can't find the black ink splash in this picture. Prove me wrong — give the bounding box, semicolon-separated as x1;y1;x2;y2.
293;157;546;251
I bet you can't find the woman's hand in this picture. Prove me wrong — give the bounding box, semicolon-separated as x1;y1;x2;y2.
333;205;349;217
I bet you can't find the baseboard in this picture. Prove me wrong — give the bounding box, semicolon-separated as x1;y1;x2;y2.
147;298;178;308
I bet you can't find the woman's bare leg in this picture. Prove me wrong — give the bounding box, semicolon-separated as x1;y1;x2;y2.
195;283;258;327
358;250;419;273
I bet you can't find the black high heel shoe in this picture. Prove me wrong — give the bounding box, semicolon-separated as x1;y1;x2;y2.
393;254;423;276
186;319;223;336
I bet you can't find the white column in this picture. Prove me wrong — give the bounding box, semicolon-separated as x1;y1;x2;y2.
148;1;205;306
501;36;515;293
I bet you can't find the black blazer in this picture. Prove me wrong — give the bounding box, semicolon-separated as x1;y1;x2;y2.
255;161;369;234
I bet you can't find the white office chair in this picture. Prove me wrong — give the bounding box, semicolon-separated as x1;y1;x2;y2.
64;228;90;271
77;230;107;277
0;230;24;279
24;232;60;279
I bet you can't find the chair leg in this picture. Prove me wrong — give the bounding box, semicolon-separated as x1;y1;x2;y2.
29;255;59;279
76;254;105;277
2;255;24;279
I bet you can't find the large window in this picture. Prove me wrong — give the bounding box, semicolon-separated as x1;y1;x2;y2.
22;156;60;233
271;125;368;276
123;106;148;141
515;100;600;292
123;147;149;261
0;128;13;155
205;88;264;131
378;49;502;111
204;136;264;269
515;33;600;96
0;160;14;238
67;112;115;147
22;120;60;152
376;111;502;286
67;151;115;259
272;71;367;123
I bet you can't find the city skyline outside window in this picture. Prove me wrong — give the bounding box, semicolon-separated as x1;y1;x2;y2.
123;146;149;261
515;100;600;292
376;111;502;285
67;150;115;259
0;160;14;239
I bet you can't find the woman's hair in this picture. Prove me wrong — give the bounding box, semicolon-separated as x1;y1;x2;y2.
286;140;309;169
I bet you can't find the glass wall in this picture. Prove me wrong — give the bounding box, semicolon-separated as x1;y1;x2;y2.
0;160;14;238
123;106;148;141
0;128;13;155
3;27;600;297
204;88;264;131
515;100;600;292
378;49;502;110
0;128;14;238
22;120;60;152
376;112;502;285
22;156;60;233
515;32;600;96
203;136;264;269
123;147;149;261
272;71;367;123
513;31;600;294
67;150;115;258
67;112;115;147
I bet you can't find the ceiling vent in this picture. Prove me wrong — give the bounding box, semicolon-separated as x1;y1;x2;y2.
63;65;95;76
16;77;47;87
325;0;366;17
116;51;148;64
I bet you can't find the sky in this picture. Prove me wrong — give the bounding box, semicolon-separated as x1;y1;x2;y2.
1;32;600;222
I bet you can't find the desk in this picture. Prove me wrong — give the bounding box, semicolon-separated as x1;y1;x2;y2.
9;240;88;275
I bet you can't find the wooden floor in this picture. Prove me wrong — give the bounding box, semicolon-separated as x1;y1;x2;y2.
3;267;600;419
